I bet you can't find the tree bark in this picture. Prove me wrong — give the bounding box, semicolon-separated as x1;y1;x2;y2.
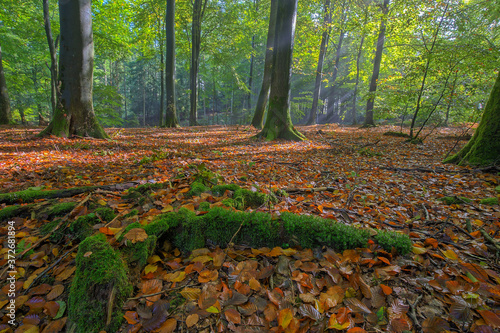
40;0;107;138
306;0;331;125
351;35;365;125
189;0;207;126
255;0;305;141
251;0;278;129
364;0;389;127
159;21;165;127
325;31;345;120
43;0;59;117
444;71;500;166
0;42;11;125
165;0;179;128
247;35;255;110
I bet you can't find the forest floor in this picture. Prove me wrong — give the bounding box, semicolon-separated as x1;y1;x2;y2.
0;124;499;333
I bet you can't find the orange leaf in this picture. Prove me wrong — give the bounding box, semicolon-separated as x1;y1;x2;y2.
347;328;367;333
158;318;177;333
186;314;199;328
124;311;139;325
477;310;500;328
224;308;242;324
380;284;393;295
296;196;305;202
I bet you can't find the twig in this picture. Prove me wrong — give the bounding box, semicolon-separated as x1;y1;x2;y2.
106;286;116;326
480;229;500;251
408;294;423;331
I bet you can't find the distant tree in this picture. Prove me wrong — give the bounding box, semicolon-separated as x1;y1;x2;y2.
0;42;11;125
444;71;500;166
306;0;331;125
40;0;107;138
42;0;58;116
164;0;179;127
256;0;305;141
251;0;277;129
364;0;389;127
189;0;208;126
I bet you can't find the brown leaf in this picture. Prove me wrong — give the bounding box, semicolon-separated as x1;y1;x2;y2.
298;304;322;321
422;317;451;333
43;301;60;318
123;228;148;243
157;318;177;333
344;298;372;314
477;310;500;328
55;266;76;281
46;285;65;301
278;308;293;329
224;308;242;324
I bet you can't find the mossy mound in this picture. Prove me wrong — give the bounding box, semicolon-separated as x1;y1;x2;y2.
439;196;472;205
68;234;132;333
0;187;95;204
211;184;241;196
0;205;25;222
383;131;410;138
496;186;500;193
128;207;411;255
46;201;77;218
187;181;210;197
480;197;499;205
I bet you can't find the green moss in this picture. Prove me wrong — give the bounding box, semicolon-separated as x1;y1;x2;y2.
122;235;157;266
187;181;210;197
211;184;241;196
94;207;116;222
0;187;95;204
198;202;210;211
383;131;410;138
480;197;499;205
374;230;412;255
222;198;237;208
68;234;132;333
281;213;370;251
69;213;100;241
47;202;77;217
496;186;500;193
0;205;24;221
233;188;277;209
439;196;472;205
124;209;139;218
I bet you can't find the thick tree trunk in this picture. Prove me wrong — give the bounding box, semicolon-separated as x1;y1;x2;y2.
40;0;107;138
43;0;59;117
247;35;255;110
364;0;389;127
325;31;345;120
306;0;331;125
189;0;207;126
444;71;500;166
255;0;305;141
0;43;11;125
165;0;179;128
251;0;278;129
159;32;165;127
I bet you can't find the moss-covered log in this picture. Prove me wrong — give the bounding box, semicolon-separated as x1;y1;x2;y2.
444;71;500;166
68;234;132;333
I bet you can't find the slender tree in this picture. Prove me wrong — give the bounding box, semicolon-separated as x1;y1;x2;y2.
306;0;331;125
444;71;500;166
40;0;107;138
189;0;208;126
0;42;11;125
255;0;305;141
42;0;58;116
251;0;278;129
165;0;179;127
364;0;389;127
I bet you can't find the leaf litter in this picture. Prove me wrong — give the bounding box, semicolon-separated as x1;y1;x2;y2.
0;124;499;332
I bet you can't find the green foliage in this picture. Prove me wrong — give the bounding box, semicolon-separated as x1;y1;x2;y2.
68;234;132;333
198;202;211;211
358;147;383;157
439;196;472;205
190;163;222;186
187;181;210;197
94;207;116;222
383;131;410;138
211;184;241;196
233;188;277;209
374;230;412;255
480;197;499;205
69;213;100;242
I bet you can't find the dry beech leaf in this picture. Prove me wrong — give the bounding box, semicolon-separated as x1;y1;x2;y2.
298;304;322;321
477;310;500;328
55;266;76;281
180;287;201;301
278;308;293;329
41;317;67;333
380;284;393;296
123;311;139;325
124;228;148;243
186;313;199;328
224;308;242;324
47;285;65;301
422;317;451;333
299;293;316;303
158;318;177;333
43;301;60;318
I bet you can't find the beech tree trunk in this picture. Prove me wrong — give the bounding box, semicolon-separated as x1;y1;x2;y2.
0;42;11;125
364;0;389;127
444;71;500;166
325;31;345;120
43;0;58;117
165;0;179;128
251;0;278;129
306;0;331;125
255;0;304;141
40;0;107;138
351;35;364;125
189;0;207;126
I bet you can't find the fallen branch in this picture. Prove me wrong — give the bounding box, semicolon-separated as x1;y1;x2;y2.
283;187;337;193
480;229;500;251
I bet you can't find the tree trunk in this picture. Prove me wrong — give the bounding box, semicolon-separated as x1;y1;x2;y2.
189;0;207;126
255;0;304;141
351;35;365;125
159;25;165;127
444;71;500;166
325;31;345;120
165;0;180;128
247;35;255;110
251;0;278;129
364;0;389;127
43;0;59;117
306;0;331;125
0;42;11;125
409;2;449;138
40;0;107;138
